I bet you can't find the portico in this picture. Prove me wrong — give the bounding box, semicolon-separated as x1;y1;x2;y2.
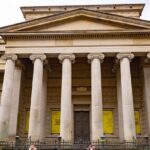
0;3;150;144
0;53;146;142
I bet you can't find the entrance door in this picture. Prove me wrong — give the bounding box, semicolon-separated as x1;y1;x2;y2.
74;111;90;142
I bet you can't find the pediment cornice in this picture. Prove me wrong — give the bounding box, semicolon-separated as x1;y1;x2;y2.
21;3;145;19
1;29;150;40
0;8;150;32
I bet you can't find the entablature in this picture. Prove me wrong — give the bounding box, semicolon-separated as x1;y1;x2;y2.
4;46;150;57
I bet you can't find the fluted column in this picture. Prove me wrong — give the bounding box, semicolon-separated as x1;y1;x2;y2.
0;54;17;139
117;53;136;141
58;54;75;142
113;61;124;142
39;68;47;141
88;53;104;141
29;54;46;141
116;68;124;141
9;62;23;138
143;53;150;137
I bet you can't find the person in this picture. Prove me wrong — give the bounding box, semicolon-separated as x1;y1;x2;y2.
29;144;37;150
87;144;96;150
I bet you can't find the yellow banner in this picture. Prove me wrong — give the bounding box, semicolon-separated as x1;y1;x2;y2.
134;111;141;134
51;111;60;134
25;110;30;133
103;110;114;134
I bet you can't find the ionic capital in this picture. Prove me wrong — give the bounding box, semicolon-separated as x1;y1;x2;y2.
1;54;17;61
58;53;75;63
117;53;134;61
87;53;105;63
30;54;46;62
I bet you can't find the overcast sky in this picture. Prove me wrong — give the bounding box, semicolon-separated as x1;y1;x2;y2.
0;0;149;27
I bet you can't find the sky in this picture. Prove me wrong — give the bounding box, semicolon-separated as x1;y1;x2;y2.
0;0;150;27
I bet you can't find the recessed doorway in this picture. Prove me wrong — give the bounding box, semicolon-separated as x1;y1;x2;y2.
74;111;90;142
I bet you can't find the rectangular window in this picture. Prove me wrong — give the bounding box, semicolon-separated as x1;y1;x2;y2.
134;111;141;134
103;110;114;134
51;110;60;134
25;110;30;134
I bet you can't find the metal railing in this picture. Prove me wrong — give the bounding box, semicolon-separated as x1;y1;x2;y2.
0;137;150;150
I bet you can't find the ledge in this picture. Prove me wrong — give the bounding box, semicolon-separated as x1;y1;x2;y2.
1;29;150;40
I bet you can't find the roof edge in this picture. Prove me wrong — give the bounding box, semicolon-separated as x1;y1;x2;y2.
21;3;145;19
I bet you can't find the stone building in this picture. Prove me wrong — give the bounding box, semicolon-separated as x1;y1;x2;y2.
0;3;150;143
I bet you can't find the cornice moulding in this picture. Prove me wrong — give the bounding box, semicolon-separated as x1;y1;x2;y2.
21;4;145;19
1;30;150;40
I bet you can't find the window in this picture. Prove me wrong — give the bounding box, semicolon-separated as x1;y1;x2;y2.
51;110;60;134
103;110;114;134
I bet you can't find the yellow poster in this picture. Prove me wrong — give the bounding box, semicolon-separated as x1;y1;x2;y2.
25;110;30;133
103;110;114;134
51;111;60;134
134;111;141;134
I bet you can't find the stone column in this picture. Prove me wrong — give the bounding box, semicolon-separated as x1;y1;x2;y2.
113;61;124;141
58;54;75;142
8;63;23;138
29;54;46;141
117;53;136;141
143;53;150;137
116;66;124;141
0;54;17;139
39;68;47;141
88;53;104;142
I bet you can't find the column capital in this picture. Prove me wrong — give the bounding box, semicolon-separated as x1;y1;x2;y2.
117;53;134;61
1;54;17;61
87;53;105;63
58;53;75;63
30;54;46;62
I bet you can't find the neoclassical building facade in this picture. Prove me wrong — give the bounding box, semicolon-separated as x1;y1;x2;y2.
0;3;150;143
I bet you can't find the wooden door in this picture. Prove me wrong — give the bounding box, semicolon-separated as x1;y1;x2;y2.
74;111;90;142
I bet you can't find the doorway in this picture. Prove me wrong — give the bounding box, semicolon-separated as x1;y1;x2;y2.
74;111;90;142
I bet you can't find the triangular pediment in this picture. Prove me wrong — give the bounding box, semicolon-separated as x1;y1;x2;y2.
28;16;138;31
0;8;150;33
